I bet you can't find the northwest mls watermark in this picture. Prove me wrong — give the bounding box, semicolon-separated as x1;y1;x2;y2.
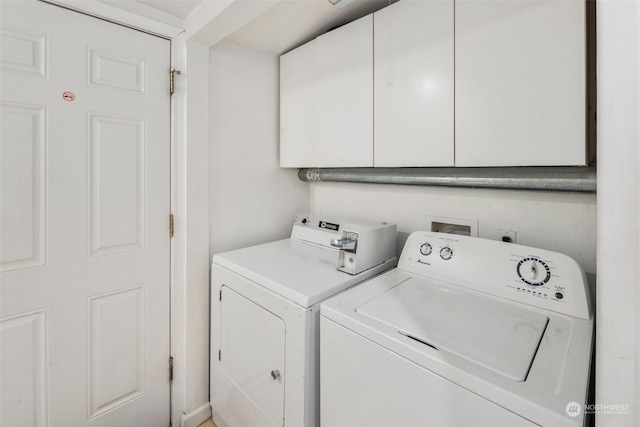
566;401;630;417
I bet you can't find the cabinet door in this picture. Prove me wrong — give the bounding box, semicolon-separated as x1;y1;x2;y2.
374;0;454;167
316;14;374;167
455;0;586;166
280;39;318;168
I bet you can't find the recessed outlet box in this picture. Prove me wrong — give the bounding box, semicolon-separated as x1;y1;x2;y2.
426;216;478;237
498;229;518;244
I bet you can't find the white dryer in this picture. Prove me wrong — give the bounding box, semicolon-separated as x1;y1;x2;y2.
321;231;593;427
210;214;397;427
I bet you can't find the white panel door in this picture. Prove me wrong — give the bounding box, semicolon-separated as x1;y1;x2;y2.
374;0;454;167
316;15;373;167
0;1;171;426
455;0;586;166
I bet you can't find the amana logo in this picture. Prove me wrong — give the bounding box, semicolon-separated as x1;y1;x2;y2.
566;401;582;417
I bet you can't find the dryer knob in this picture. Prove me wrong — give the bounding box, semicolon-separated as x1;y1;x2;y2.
271;369;281;380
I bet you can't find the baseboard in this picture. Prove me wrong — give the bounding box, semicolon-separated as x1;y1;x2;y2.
181;402;212;427
211;408;228;427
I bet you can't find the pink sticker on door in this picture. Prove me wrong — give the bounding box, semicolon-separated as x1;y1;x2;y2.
62;91;75;101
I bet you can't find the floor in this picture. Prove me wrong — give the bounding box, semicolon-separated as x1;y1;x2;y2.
198;419;217;427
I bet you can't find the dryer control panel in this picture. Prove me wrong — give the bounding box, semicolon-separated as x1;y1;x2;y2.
292;213;397;276
398;232;592;320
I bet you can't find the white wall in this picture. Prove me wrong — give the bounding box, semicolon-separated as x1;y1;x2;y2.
171;37;213;427
209;39;310;253
177;14;311;427
184;40;213;425
596;1;640;425
311;183;597;275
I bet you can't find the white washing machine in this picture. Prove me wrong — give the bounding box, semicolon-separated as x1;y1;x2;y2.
321;231;593;427
210;214;397;427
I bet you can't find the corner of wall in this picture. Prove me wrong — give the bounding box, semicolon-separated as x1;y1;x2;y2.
595;1;640;425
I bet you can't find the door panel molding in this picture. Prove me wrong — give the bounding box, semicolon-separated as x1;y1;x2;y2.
0;102;47;272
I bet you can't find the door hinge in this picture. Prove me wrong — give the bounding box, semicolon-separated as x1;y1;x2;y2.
169;356;174;381
218;350;221;361
169;214;174;238
170;68;181;95
219;290;222;301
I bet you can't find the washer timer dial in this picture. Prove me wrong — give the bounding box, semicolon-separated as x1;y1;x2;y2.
517;257;551;286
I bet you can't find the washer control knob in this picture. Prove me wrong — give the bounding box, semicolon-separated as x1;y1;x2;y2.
420;243;432;256
440;247;453;260
517;257;551;286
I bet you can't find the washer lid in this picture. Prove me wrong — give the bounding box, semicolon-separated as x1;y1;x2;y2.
356;277;549;381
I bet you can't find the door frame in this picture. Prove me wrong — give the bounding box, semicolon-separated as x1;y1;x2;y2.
38;2;201;426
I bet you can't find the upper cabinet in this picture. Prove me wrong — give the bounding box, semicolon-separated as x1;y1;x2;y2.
280;0;587;168
374;0;454;167
280;38;317;167
280;14;373;168
455;0;586;166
